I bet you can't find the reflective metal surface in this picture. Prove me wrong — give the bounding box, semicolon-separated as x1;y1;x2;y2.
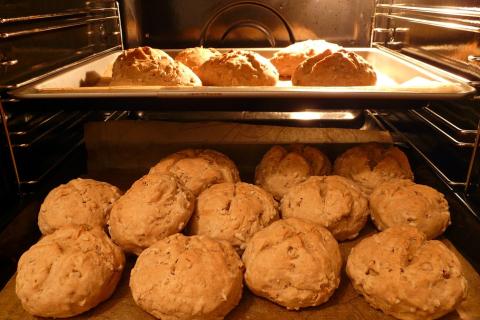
120;0;375;48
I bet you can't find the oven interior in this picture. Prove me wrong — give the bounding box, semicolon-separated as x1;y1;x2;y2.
0;0;479;301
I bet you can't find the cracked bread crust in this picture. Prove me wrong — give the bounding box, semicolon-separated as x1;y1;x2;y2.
370;179;450;239
16;226;125;318
108;173;194;255
242;218;341;310
255;145;332;200
281;176;369;241
197;49;279;86
189;182;279;251
149;149;241;196
130;234;243;320
346;225;467;320
333;143;414;195
111;46;201;86
38;178;122;235
175;47;220;74
292;49;377;86
270;40;342;78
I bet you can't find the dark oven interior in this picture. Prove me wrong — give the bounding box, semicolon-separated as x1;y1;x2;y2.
0;0;479;317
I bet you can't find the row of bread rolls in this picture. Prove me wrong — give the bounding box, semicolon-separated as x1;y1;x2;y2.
15;143;466;320
110;40;377;87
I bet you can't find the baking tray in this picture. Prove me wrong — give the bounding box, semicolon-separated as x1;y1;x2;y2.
8;48;476;111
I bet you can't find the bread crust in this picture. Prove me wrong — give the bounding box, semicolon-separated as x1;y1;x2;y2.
175;47;220;74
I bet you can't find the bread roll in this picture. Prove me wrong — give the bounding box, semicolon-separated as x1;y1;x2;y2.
175;47;220;74
38;178;122;235
16;226;125;318
347;225;467;320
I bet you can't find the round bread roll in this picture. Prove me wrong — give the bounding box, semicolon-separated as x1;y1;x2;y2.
108;173;194;255
370;179;450;239
175;47;220;74
242;218;342;310
281;176;369;241
111;46;201;86
16;226;125;318
346;225;467;320
255;145;332;200
189;182;279;251
38;178;122;235
149;149;240;196
292;49;377;86
333;143;414;195
130;234;244;320
197;49;279;86
270;39;342;78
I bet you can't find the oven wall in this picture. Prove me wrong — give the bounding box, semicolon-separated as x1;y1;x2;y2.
120;0;376;48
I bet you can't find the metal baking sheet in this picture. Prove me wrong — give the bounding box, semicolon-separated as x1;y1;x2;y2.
9;48;476;110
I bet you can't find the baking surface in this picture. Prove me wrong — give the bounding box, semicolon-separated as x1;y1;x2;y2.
0;224;479;320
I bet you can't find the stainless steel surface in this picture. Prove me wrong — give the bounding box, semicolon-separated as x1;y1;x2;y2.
465;121;480;192
423;105;478;136
10;47;475;102
121;0;375;48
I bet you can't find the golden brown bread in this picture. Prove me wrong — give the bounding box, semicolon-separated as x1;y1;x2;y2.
174;47;220;75
346;225;467;320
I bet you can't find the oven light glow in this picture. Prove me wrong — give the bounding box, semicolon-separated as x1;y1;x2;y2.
289;111;356;120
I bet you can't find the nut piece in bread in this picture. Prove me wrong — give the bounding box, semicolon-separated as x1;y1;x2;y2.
108;173;194;255
255;145;331;200
292;49;377;86
334;143;413;195
38;178;122;235
16;226;125;318
281;175;369;241
370;179;450;239
111;46;201;86
197;49;279;86
130;234;243;320
175;47;220;74
346;225;467;320
189;182;279;251
270;39;342;78
242;218;342;310
149;149;240;196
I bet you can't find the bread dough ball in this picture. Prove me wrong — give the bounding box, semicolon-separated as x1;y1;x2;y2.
189;182;279;251
197;49;279;86
242;218;341;310
16;226;125;318
108;173;194;255
334;143;414;194
111;46;201;86
38;178;122;235
175;47;220;74
292;49;377;86
255;145;331;200
346;225;467;320
149;149;240;196
270;40;341;78
370;179;450;239
130;234;243;320
281;176;369;241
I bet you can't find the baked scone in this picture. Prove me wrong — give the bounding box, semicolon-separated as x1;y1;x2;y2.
111;46;201;86
270;39;342;78
197;49;279;86
370;179;450;239
255;145;332;200
189;182;279;251
149;149;240;196
16;226;125;318
333;143;414;194
346;225;467;320
292;49;377;86
108;173;194;255
175;47;220;74
242;218;341;310
281;176;369;241
38;178;122;235
130;234;243;320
